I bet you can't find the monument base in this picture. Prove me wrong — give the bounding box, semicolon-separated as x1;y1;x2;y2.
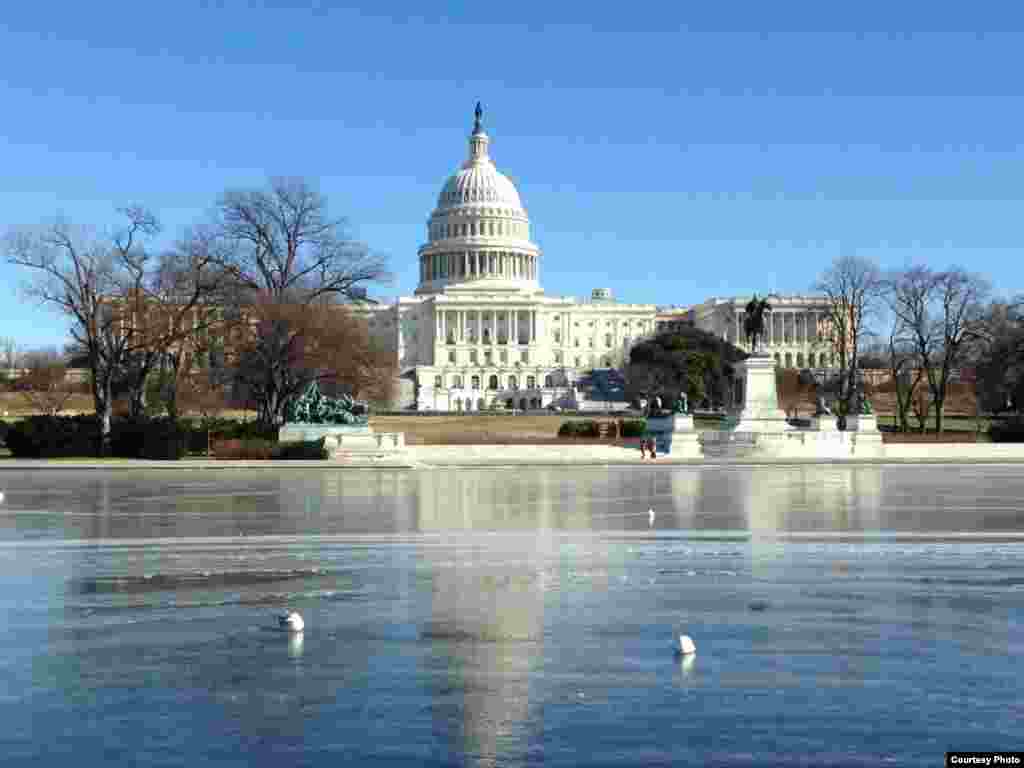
732;354;793;433
278;423;406;461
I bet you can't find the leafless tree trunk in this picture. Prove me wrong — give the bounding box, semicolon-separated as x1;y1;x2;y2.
814;255;882;420
888;265;989;433
4;214;140;455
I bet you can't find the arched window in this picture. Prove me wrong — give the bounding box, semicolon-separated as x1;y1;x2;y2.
784;353;793;368
434;375;443;388
526;376;536;389
796;353;804;368
544;374;554;387
509;375;518;390
808;352;816;368
477;397;485;410
488;375;499;390
471;375;480;390
774;353;781;364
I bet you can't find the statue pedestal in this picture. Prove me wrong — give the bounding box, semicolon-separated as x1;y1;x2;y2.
278;423;406;461
845;414;879;433
732;354;793;433
811;414;839;432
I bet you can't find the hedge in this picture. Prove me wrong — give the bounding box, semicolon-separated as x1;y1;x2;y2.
5;415;187;459
989;417;1024;443
211;437;327;460
557;420;601;438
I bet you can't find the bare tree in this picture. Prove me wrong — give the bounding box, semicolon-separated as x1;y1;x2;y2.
813;255;883;417
117;224;235;419
888;265;990;433
4;213;141;454
214;177;391;303
17;347;77;416
232;298;394;427
0;336;20;373
976;299;1024;414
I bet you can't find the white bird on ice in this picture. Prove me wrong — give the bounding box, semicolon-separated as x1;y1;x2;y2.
675;634;696;655
278;611;305;632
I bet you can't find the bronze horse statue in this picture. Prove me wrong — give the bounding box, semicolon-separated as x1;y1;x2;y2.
743;294;772;354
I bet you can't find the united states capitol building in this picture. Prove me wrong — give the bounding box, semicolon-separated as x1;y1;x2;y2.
358;106;839;411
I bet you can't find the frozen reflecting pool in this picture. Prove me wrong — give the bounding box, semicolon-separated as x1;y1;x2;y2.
0;466;1021;766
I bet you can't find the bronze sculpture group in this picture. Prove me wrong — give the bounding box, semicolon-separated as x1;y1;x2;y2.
285;381;369;426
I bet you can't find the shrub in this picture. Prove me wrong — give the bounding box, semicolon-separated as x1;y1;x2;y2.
989;417;1024;443
619;419;647;438
5;415;100;457
211;438;275;460
557;419;601;438
272;439;328;460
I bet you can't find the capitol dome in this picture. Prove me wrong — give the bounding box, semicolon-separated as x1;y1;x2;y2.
416;103;541;295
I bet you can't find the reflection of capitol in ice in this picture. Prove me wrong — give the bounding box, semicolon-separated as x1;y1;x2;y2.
413;470;560;764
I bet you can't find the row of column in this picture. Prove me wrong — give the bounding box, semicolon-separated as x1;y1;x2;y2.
421;251;537;283
436;309;538;345
734;310;824;346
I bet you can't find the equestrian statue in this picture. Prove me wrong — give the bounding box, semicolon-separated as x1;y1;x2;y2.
743;294;772;355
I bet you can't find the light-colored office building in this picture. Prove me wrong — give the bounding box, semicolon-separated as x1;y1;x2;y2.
689;295;839;369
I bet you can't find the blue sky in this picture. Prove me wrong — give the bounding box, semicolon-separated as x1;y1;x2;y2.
2;1;1023;348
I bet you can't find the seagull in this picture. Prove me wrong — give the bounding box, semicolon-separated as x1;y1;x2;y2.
676;634;696;656
648;508;655;527
278;611;305;632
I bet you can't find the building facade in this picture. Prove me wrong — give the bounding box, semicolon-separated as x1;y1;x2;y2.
690;295;839;369
355;107;657;411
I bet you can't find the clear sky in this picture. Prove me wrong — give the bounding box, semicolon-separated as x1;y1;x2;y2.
2;1;1023;349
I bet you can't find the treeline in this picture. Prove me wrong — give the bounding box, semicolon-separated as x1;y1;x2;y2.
3;178;395;454
625;255;1023;434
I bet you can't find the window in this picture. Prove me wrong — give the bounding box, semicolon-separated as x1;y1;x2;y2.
553;331;561;343
605;334;612;347
527;376;536;388
588;339;593;348
554;351;562;364
796;352;804;368
604;359;611;367
448;350;456;364
488;375;499;389
784;353;793;368
574;338;580;347
434;375;443;388
485;350;493;364
470;350;478;364
574;357;581;368
521;350;529;364
471;375;481;389
544;374;554;387
453;375;463;388
498;349;506;363
808;352;816;367
509;376;518;389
